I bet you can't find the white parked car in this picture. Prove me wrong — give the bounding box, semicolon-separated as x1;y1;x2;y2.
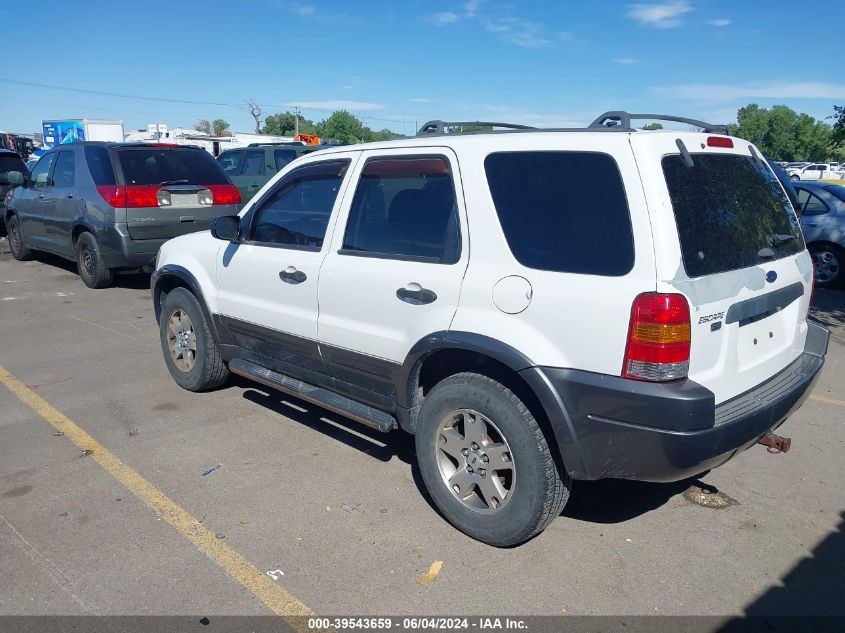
151;112;828;546
787;162;845;181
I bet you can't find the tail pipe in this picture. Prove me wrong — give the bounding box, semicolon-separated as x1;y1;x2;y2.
758;431;792;454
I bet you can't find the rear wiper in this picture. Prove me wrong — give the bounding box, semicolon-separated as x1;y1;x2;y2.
771;234;796;247
159;179;190;186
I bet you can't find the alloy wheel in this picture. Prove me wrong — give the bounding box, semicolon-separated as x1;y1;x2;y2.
812;249;840;285
167;309;197;372
435;408;515;514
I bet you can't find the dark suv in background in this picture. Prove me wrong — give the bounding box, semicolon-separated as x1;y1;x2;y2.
0;149;28;236
216;143;326;205
4;142;240;288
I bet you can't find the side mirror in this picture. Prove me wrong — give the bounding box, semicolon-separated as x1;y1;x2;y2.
210;215;240;242
5;171;24;186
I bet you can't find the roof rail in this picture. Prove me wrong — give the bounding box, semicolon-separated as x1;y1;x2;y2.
589;111;730;135
417;120;536;136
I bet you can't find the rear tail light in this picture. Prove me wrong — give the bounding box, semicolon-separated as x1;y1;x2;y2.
707;136;734;148
206;184;241;206
623;293;691;382
96;185;160;208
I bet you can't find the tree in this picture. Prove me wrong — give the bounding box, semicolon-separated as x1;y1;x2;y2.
212;119;230;136
734;104;833;162
244;99;264;134
641;123;663;130
263;111;317;136
194;119;211;135
831;105;845;153
315;110;369;144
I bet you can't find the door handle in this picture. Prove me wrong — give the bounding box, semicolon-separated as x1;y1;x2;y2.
279;266;307;284
66;193;74;199
396;282;437;305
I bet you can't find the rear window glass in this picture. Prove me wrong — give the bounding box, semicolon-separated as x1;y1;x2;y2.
484;151;634;276
826;185;845;203
117;147;228;186
0;155;26;180
663;154;804;278
84;146;116;185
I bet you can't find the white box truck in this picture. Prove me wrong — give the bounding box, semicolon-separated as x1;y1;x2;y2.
41;119;124;148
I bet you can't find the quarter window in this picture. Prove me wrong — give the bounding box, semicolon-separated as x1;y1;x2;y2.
484;151;634;276
797;189;829;215
52;151;76;188
249;160;349;248
342;156;460;263
84;146;116;185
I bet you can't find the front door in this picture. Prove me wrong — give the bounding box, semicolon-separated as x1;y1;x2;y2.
216;153;359;382
43;149;78;256
16;152;56;248
317;148;469;398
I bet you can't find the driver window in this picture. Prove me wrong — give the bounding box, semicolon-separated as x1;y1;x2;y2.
30;153;57;188
249;159;350;249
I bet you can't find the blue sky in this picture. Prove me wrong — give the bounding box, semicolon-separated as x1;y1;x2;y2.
3;0;843;136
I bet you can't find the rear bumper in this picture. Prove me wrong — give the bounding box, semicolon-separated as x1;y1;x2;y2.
528;320;829;482
94;223;165;268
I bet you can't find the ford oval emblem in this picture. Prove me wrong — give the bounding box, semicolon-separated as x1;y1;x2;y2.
766;271;778;283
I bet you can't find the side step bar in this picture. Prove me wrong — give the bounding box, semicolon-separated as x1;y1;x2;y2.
229;359;397;433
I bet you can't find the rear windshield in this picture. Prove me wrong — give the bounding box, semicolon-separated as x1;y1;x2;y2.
0;155;26;181
662;154;804;278
117;147;228;186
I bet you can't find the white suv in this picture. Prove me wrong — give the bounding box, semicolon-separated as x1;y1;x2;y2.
152;112;828;546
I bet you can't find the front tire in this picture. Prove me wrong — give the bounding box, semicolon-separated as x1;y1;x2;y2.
76;232;114;289
415;372;569;546
159;287;229;391
810;243;844;288
6;215;33;261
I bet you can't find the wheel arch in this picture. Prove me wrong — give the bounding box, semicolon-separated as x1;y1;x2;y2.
399;332;585;478
152;265;220;340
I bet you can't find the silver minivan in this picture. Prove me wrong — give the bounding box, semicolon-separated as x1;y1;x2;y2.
4;142;241;288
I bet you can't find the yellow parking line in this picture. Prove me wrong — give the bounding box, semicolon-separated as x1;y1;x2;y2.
810;393;845;407
0;364;314;624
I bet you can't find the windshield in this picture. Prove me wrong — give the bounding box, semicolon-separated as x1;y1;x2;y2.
663;153;804;278
118;147;228;185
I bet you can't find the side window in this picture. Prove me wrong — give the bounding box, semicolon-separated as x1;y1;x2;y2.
803;192;829;215
341;156;460;263
84;145;116;185
52;151;76;188
29;153;56;188
274;149;298;171
241;150;266;177
249;159;349;249
485;151;634;276
217;151;244;176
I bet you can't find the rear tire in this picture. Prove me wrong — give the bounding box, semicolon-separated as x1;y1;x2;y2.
415;372;569;546
159;287;229;391
6;215;33;261
809;243;844;288
76;232;114;289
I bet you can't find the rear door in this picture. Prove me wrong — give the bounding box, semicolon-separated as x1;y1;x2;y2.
632;133;811;404
115;146;238;239
235;149;269;204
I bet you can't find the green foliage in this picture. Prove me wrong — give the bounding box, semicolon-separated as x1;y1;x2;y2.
262;109;404;143
641;123;664;130
212;119;230;136
262;111;318;136
194;119;211;134
831;105;845;156
734;104;832;161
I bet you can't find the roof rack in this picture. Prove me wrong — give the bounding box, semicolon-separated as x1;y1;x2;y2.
417;120;536;136
588;111;730;135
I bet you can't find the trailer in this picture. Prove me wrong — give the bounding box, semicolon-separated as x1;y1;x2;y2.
41;119;124;149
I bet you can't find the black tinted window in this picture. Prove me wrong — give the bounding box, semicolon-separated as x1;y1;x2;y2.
342;156;460;263
217;150;244;176
241;150;265;176
53;151;75;188
84;146;116;185
250;160;349;248
485;152;634;275
117;148;228;185
663;154;804;278
0;155;26;182
274;149;298;171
